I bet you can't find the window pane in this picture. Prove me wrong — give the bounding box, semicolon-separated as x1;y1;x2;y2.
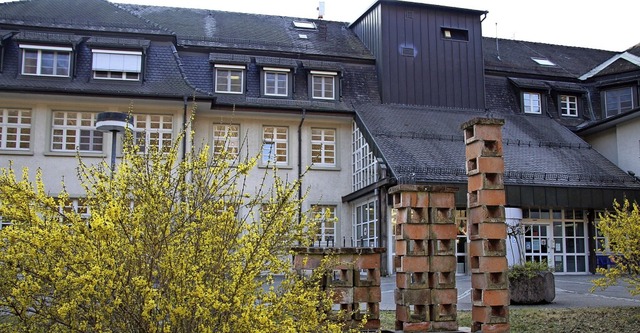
23;50;38;74
56;52;70;76
605;87;633;117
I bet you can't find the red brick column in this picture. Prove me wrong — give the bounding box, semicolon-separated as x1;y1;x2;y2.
462;118;510;333
292;247;384;330
390;184;459;332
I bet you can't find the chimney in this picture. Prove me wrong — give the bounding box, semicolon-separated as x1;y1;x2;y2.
317;1;325;19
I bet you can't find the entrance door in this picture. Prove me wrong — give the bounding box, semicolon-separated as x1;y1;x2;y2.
524;224;552;264
522;209;589;274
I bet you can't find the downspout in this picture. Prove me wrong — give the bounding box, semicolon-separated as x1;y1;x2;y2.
182;95;188;162
298;109;306;224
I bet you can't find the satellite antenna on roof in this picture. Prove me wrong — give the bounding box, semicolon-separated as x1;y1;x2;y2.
318;1;325;19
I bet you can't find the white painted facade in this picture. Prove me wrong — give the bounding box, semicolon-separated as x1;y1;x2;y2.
0;92;186;197
583;116;640;179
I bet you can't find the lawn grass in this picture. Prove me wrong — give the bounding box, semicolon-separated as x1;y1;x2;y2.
379;306;640;332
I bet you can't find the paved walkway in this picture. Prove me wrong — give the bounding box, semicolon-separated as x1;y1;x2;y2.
380;274;640;311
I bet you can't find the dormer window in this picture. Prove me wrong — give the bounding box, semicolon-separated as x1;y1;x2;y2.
604;86;633;118
92;49;142;81
263;67;290;97
311;71;337;100
560;95;578;117
532;57;556;66
523;92;542;114
20;44;71;77
215;64;245;94
293;21;316;30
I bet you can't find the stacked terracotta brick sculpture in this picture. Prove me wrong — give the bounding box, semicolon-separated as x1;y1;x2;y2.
390;184;459;332
462;118;510;333
292;247;383;331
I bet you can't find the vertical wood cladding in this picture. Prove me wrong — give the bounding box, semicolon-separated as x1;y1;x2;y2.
352;2;485;109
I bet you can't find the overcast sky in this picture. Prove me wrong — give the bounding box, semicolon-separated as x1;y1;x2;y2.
2;0;637;51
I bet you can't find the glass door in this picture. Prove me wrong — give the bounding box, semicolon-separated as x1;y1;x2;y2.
553;217;588;273
524;224;552;265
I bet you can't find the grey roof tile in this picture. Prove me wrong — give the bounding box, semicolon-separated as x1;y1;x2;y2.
254;56;298;68
119;4;374;60
13;30;83;44
209;53;251;65
0;0;169;35
0;38;202;99
86;36;151;49
355;103;640;189
484;37;616;78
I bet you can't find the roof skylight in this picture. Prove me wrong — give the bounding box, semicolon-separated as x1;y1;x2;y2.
293;21;316;29
531;57;556;66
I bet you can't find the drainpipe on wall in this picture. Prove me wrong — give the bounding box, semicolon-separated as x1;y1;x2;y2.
298;109;306;224
182;95;188;162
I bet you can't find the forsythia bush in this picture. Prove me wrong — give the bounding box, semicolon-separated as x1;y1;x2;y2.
592;199;640;296
0;119;344;332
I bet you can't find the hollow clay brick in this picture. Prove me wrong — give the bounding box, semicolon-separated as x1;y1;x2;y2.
396;271;429;289
398;255;430;273
429;256;457;272
395;288;431;305
472;305;509;324
471;272;508;290
468;205;505;223
431;288;457;305
430;223;458;239
353;268;381;287
469;238;507;257
354;286;381;303
480;323;511;333
469;222;508;241
429;191;455;208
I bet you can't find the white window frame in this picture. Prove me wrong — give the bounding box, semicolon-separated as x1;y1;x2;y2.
263;67;289;97
61;198;91;220
352;122;377;191
262;126;288;166
0;108;31;150
311;71;337;100
523;92;542;114
215;64;245;94
604;87;633;118
213;124;240;159
51;111;103;153
0;215;10;229
134;114;173;154
92;49;142;81
560;95;578;117
20;44;71;77
311;128;336;167
310;205;337;247
353;198;377;247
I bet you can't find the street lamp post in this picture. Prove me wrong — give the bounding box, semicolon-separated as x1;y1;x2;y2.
96;112;133;176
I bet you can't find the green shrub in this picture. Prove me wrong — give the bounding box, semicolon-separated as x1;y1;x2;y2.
509;261;553;280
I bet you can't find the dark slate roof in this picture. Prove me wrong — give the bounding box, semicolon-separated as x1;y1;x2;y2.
355;103;640;189
180;52;380;112
0;38;201;99
118;4;374;60
86;36;151;49
626;43;640;57
0;0;169;35
483;37;616;79
13;31;84;45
